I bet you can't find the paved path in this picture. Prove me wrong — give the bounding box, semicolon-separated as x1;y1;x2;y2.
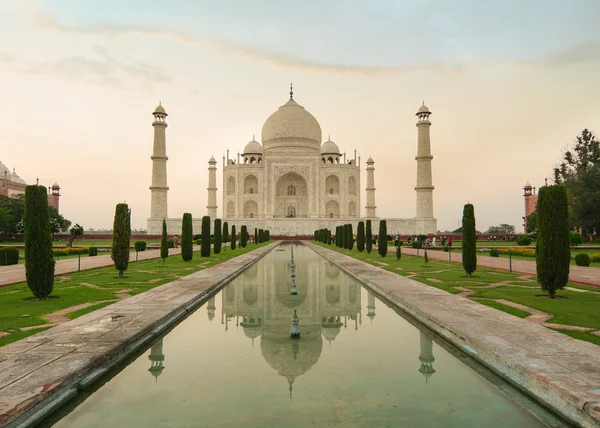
309;242;600;428
0;242;278;427
398;246;600;287
0;247;196;287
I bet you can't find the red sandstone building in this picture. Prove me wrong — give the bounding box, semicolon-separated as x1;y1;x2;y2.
522;182;538;233
0;161;60;211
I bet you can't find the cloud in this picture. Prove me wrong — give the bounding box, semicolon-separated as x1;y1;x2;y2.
31;5;462;76
526;42;600;67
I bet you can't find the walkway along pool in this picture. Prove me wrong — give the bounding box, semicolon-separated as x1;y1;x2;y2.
43;243;570;427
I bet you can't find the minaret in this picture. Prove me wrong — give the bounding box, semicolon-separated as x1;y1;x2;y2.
148;338;166;380
207;297;216;322
365;156;376;218
415;103;434;219
149;103;169;221
522;182;537;233
418;331;436;383
207;156;218;219
367;292;376;322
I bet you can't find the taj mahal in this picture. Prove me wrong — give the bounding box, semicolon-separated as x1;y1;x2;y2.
147;85;436;235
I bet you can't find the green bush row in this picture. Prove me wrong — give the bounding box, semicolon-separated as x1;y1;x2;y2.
0;247;19;265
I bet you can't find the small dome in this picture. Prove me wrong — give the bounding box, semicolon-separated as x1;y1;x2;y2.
208;156;216;164
261;97;322;150
0;161;10;177
243;138;263;155
153;103;167;115
524;181;532;188
366;156;374;164
417;104;431;115
51;181;60;189
321;138;340;155
10;169;26;185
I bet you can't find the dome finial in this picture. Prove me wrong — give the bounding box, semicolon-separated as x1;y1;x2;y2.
290;82;293;99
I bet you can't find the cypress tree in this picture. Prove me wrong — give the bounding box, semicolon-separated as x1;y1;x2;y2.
348;224;354;250
314;230;318;241
241;225;248;247
339;225;344;248
259;228;264;243
223;221;229;250
344;224;350;249
231;225;237;250
366;220;373;254
462;204;477;276
111;203;131;278
201;216;211;257
424;249;429;265
357;221;365;252
255;228;258;244
378;220;387;257
160;219;168;264
327;229;332;245
265;230;269;241
536;185;570;298
214;218;222;254
181;213;193;261
24;185;55;298
396;241;401;260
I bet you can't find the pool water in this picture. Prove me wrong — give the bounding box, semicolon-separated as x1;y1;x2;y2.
49;243;560;427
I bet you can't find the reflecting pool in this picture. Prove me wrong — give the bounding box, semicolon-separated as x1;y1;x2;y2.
49;243;558;427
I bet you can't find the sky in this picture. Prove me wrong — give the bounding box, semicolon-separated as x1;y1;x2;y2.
1;0;599;232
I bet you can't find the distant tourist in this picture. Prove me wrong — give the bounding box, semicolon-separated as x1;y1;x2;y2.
173;235;179;248
432;236;437;247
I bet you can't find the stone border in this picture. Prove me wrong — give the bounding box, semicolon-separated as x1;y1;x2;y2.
307;242;600;428
0;242;279;428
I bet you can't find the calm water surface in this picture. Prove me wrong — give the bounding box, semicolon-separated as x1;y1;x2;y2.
50;244;553;427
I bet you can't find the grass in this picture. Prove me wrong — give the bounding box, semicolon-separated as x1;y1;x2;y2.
315;242;600;346
446;247;600;266
550;329;600;347
66;301;117;320
0;242;271;347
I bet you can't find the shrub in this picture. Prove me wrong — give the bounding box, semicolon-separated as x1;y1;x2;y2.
378;220;387;257
0;247;19;265
201;216;211;257
357;221;365;252
536;184;570;298
241;225;248;248
24;186;55;298
517;236;533;246
348;224;354;250
161;219;168;262
231;225;236;250
366;220;372;254
193;234;201;241
134;241;147;252
443;245;449;252
570;231;585;247
489;248;500;257
111;203;131;278
254;228;258;245
223;221;229;244
167;239;174;249
89;246;98;257
462;203;477;277
410;241;423;249
424;249;429;265
590;253;600;263
181;213;193;262
575;253;591;267
498;248;536;257
214;219;222;254
52;247;90;257
396;243;401;260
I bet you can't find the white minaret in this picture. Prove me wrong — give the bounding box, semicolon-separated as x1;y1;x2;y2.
207;156;218;219
415;103;434;219
150;103;169;220
365;156;376;218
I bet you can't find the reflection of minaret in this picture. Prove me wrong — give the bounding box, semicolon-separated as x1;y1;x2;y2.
367;292;376;322
207;297;216;322
418;331;436;384
148;338;165;381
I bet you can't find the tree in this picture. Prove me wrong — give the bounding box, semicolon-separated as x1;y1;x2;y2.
424;249;429;266
231;225;236;250
254;228;258;245
357;221;365;252
486;224;515;235
554;129;600;235
223;221;229;250
111;203;131;278
160;219;168;264
366;220;372;254
378;220;387;257
24;185;55;298
536;185;570;298
214;219;222;254
462;204;477;277
347;224;354;250
241;225;248;247
396;241;401;260
526;211;538;234
181;213;193;261
201;216;211;257
65;223;84;247
570;231;584;247
49;206;71;233
0;207;13;237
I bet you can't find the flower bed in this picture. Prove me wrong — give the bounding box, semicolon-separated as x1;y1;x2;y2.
52;247;90;257
497;248;536;257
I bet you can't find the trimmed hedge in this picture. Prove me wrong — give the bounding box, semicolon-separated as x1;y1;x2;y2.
161;219;169;261
89;246;98;257
378;220;387;257
489;248;500;257
111;203;131;278
366;220;372;254
241;225;248;248
575;253;591;267
462;204;477;277
517;236;533;246
201;216;211;257
134;241;147;252
0;247;19;266
214;219;222;254
181;213;193;262
231;225;236;250
357;221;365;252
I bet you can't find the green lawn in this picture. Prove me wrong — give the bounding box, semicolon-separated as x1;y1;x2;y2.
0;242;270;347
315;242;600;345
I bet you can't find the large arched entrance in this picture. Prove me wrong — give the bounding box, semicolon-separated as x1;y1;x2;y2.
275;172;308;218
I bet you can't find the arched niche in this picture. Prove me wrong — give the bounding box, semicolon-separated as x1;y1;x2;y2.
244;199;258;218
348;176;357;195
275;172;308;218
348;201;357;217
325;175;339;195
244;174;258;194
226;176;236;195
325;200;339;218
227;201;235;218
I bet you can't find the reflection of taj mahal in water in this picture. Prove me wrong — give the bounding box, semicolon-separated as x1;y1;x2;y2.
147;245;437;390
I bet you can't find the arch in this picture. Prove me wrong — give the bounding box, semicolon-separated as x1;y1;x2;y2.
226;176;236;195
244;200;258;218
286;205;296;218
327;156;334;164
348;201;357;217
243;283;258;306
325;200;339;218
249;156;256;164
257;157;262;164
244;174;258;195
321;157;326;164
325;175;339;195
348;176;357;195
275;172;308;218
227;201;235;218
326;284;340;305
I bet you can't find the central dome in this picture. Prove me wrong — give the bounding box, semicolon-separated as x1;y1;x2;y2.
261;97;322;152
